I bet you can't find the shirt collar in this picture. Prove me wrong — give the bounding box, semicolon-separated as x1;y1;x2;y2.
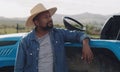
29;28;54;41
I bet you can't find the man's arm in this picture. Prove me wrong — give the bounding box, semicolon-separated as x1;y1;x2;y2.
59;29;94;63
81;38;94;64
60;30;93;63
60;29;89;43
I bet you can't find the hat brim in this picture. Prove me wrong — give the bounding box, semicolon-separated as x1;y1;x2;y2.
26;7;57;27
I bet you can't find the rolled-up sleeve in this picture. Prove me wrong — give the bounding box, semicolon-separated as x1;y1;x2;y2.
79;33;90;43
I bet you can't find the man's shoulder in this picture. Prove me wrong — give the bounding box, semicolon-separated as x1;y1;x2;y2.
22;30;35;41
53;28;68;32
53;28;78;33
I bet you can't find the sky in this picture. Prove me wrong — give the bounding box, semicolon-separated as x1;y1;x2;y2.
0;0;120;18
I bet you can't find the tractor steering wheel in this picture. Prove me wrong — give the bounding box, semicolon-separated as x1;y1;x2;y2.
63;16;84;31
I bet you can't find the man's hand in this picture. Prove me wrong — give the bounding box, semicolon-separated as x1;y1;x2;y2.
81;39;94;64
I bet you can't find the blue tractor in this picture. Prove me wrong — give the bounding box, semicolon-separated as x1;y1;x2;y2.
0;15;120;72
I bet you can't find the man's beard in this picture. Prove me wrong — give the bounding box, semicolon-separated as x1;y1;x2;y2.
42;24;53;31
41;21;53;31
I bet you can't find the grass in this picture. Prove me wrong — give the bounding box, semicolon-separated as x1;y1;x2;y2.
0;27;32;34
90;34;100;39
0;25;100;38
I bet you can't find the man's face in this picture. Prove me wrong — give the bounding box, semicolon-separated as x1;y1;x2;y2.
34;11;53;31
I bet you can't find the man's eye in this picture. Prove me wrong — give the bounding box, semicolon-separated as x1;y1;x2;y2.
45;15;51;18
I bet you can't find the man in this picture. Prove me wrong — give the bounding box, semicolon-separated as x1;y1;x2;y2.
14;3;94;72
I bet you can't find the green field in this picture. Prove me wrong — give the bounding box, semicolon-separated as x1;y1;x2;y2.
0;24;100;39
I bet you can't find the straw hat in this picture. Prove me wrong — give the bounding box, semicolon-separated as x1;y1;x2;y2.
26;3;57;27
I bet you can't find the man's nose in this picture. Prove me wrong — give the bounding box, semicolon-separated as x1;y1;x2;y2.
48;17;52;21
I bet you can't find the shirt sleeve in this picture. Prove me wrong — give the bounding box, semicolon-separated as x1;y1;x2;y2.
14;39;26;72
60;29;90;43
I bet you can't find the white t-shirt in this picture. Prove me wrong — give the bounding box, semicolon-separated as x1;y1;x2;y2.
37;33;53;72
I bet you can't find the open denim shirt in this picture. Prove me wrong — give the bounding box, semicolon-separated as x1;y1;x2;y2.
14;28;90;72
